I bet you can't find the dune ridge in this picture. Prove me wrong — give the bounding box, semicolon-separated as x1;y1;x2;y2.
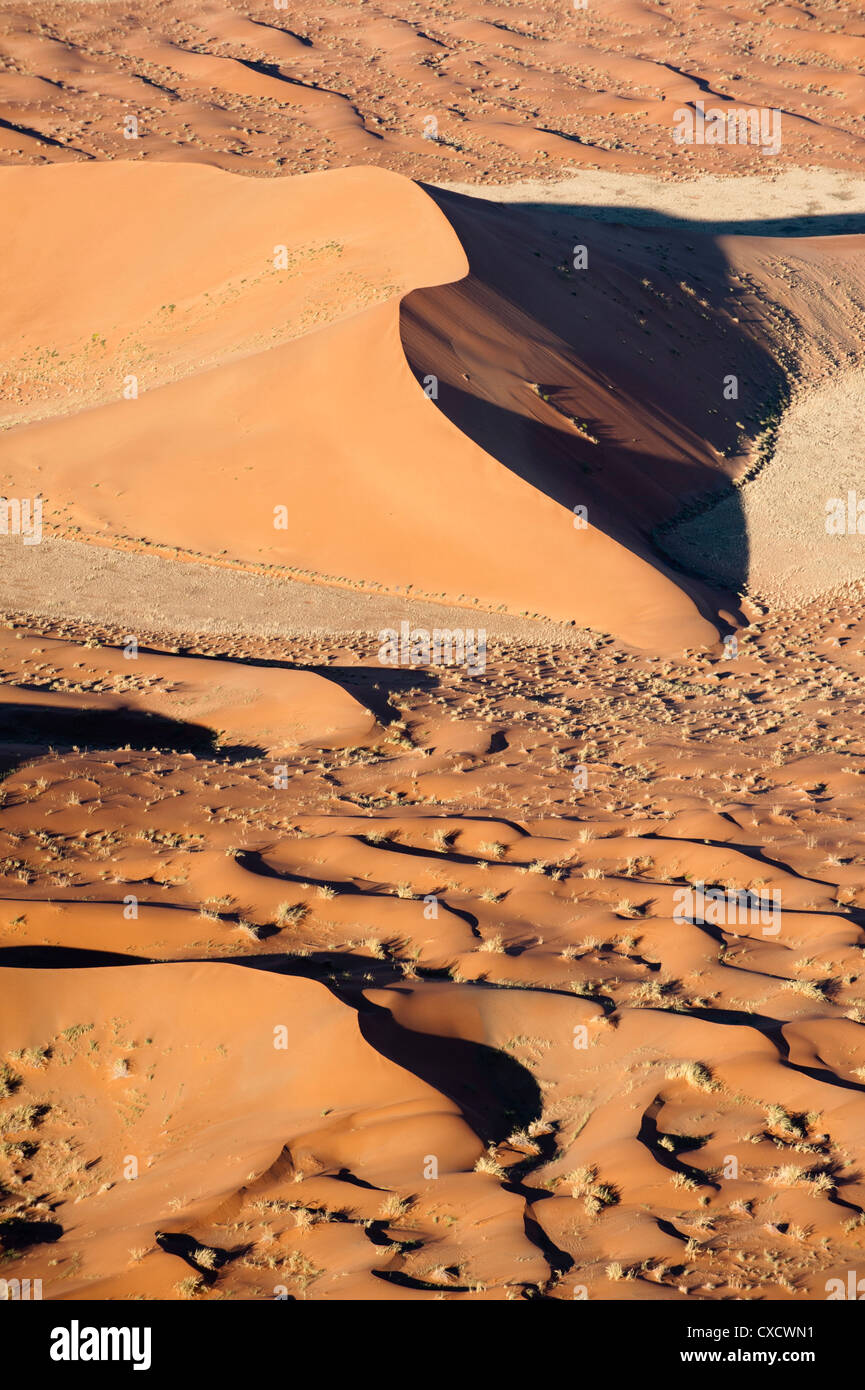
6;160;864;645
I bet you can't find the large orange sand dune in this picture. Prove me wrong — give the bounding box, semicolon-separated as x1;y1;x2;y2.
0;160;721;648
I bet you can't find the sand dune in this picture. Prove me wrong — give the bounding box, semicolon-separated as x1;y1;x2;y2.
2;607;865;1300
1;962;483;1300
0;159;722;648
5;159;865;642
0;630;376;757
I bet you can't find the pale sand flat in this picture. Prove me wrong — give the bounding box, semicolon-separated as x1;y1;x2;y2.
661;371;865;604
437;169;865;232
0;533;585;646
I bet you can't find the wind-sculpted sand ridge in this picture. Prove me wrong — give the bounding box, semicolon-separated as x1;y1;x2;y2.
2;607;865;1300
0;160;724;648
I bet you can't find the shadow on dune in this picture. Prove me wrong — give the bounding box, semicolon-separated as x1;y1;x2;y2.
400;190;845;625
13;943;865;1107
0;701;261;775
0;943;542;1148
0;945;153;968
359;999;542;1146
0;1216;63;1251
154;1230;243;1282
0;655;437;772
508;207;865;238
106;648;437;731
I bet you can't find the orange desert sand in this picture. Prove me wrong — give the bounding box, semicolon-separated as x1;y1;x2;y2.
1;0;865;1303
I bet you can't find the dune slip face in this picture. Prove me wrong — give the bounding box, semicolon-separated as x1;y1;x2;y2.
5;158;865;647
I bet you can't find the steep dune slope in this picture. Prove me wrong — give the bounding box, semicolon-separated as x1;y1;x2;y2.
403;189;865;609
0;962;484;1300
0;161;464;427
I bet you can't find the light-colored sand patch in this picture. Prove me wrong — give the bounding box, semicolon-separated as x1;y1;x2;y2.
0;534;586;646
437;168;865;232
661;372;865;603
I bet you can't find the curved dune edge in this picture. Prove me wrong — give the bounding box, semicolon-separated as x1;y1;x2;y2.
0;962;487;1300
0;631;376;755
0;161;715;651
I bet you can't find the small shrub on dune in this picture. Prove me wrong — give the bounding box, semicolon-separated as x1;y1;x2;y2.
665;1061;718;1092
0;1063;21;1098
276;902;307;928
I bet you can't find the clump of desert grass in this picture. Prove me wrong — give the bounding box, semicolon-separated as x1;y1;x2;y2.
479;933;505;953
561;1165;619;1215
665;1061;718;1092
0;1062;21;1098
276;901;308;927
174;1275;205;1299
474;1150;507;1179
479;841;507;860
